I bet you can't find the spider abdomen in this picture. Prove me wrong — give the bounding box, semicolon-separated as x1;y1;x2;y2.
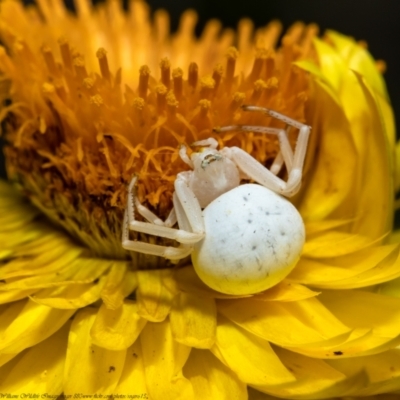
192;184;305;295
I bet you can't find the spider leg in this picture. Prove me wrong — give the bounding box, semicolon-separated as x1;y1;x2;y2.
270;126;292;175
174;174;205;236
121;208;192;260
135;197;177;227
121;175;203;261
222;146;296;195
192;137;219;149
270;152;284;175
217;125;294;173
241;105;311;189
217;107;310;196
179;144;193;168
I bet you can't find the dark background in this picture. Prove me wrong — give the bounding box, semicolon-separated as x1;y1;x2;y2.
1;0;399;180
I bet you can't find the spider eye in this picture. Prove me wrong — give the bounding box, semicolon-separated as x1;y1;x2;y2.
201;153;222;169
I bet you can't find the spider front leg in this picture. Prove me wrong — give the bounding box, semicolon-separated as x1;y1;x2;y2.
217;106;310;196
121;175;203;260
242;105;310;191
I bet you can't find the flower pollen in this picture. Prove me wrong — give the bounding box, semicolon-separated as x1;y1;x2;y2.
0;0;312;262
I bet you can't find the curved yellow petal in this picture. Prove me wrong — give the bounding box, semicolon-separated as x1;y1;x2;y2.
100;262;138;309
253;281;320;302
113;339;149;397
325;30;389;100
0;257;112;291
0;353;18;369
252;346;368;399
90;301;147;351
324;250;400;289
320;290;400;338
294;60;342;106
170;292;216;349
313;37;347;92
374;88;396;152
183;348;247;400
327;349;400;396
299;79;357;221
175;266;251;299
140;319;194;400
0;227;43;250
63;308;126;396
0;289;39;304
0;299;74;354
29;276;107;309
395;142;400;192
218;297;350;347
288;329;400;360
0;321;69;394
0;242;83;280
305;219;355;236
136;269;175;322
211;315;295;386
302;231;383;258
348;73;393;238
290;244;400;289
298;55;392;239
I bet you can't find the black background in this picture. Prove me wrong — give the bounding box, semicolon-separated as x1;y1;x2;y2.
1;0;399;180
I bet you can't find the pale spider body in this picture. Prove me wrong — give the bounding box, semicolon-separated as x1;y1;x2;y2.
181;146;240;208
122;106;311;295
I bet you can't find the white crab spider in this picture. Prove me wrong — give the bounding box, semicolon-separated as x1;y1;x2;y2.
122;105;310;295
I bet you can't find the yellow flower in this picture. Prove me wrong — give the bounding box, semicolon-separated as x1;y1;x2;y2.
0;0;399;399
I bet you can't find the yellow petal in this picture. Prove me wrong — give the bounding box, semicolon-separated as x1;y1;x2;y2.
254;281;320;302
90;301;147;351
113;339;149;397
136;269;175;322
0;227;42;249
0;321;69;394
327;349;400;396
288;328;400;360
348;73;393;238
30;276;107;309
170;291;216;349
100;262;138;309
313;36;347;92
290;244;400;289
325;30;389;100
299;79;357;221
320;290;400;339
395;142;400;192
211;315;295;386
0;202;39;233
305;219;355;236
294;59;341;106
63;308;126;396
0;353;18;368
140;319;194;400
0;257;112;290
252;346;368;399
327;248;400;289
0;299;74;354
0;241;83;280
302;231;384;258
175;266;251;299
218;297;350;347
0;288;39;304
373;87;396;151
183;348;247;400
0;249;13;260
379;275;400;297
